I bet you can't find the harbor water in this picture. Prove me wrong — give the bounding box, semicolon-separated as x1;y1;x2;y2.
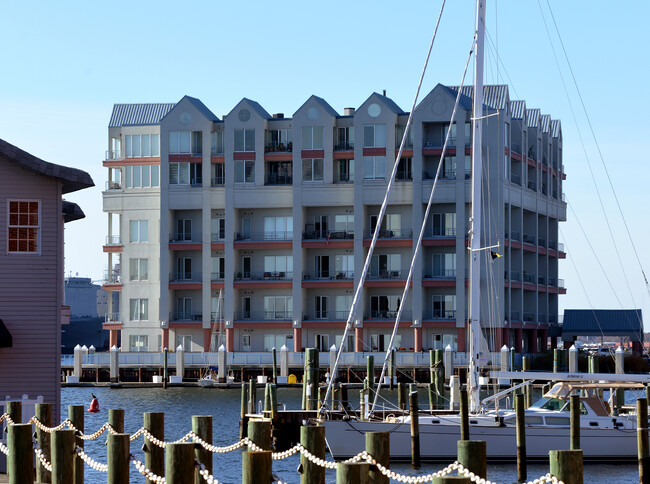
62;386;640;483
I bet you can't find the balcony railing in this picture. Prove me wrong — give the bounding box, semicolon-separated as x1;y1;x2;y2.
425;309;456;320
365;310;412;320
303;310;350;321
234;271;293;281
538;276;546;285
425;227;456;237
511;173;521;186
527;181;537;191
367;270;404;280
170;312;203;322
105;312;121;323
507;271;521;282
169;271;202;282
302;271;354;280
105;235;122;245
105;181;122;191
211;175;225;187
105;150;122;161
264;173;293;185
169;232;202;243
557;242;565;252
523;273;536;284
508;231;521;242
426;269;457;279
237;311;292;320
558;279;565;289
548;241;557;250
363;229;413;239
103;270;121;284
334;142;354;151
211;233;225;243
211;272;225;281
235;231;293;241
548;276;557;286
538;237;546;248
264;142;293;153
522;234;535;245
303;230;353;240
523;312;535;322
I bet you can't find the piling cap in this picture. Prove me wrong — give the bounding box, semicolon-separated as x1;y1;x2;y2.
569;344;577;351
74;344;82;350
501;345;509;351
445;344;453;351
218;344;226;351
330;344;337;351
176;344;183;351
616;346;624;353
280;344;288;351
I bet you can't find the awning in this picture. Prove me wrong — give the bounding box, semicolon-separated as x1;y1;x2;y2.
0;319;12;348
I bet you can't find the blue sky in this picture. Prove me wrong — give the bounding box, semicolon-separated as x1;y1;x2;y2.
2;1;649;327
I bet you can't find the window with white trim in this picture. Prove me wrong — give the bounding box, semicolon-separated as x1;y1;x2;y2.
126;134;159;158
234;160;255;183
315;333;329;351
129;258;149;281
125;165;160;188
129;298;149;321
7;200;39;253
363;156;385;179
315;296;328;319
264;216;293;240
264;296;292;320
129;335;149;352
211;131;224;155
363;124;386;147
264;255;293;276
433;295;456;319
129;220;148;243
302;126;324;150
234;129;255;152
302;158;323;181
169;131;191;154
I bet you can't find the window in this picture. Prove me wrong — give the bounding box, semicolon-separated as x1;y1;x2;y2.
129;220;148;243
241;297;251;319
264;255;293;277
241;256;251;279
464;122;471;147
265;161;292;185
170;163;190;185
176;257;192;280
211;256;225;279
264;296;292;320
336;295;353;321
211;131;224;155
335;255;353;278
433;295;456;319
315;296;328;319
264;334;290;351
432;333;457;351
313;215;328;238
432;253;456;278
129;258;149;281
302;126;324;150
191;131;202;155
395;125;413;147
242;334;251;351
335;127;354;150
177;334;192;351
370;213;401;236
315;255;329;279
240;218;251;240
176;219;192;241
234;160;255;183
371;333;401;352
335;159;354;183
302;159;323;182
371;254;401;278
125;165;160;188
211;163;225;186
369;295;400;319
264;216;293;240
334;214;354;234
169;131;191;154
335;333;355;351
266;129;292;151
234;129;255;152
211;217;225;240
177;297;192;320
315;334;329;351
364;156;386;179
363;124;386;147
431;213;456;236
126;134;159;157
396;157;412;180
129;299;149;321
8;200;39;253
129;335;149;352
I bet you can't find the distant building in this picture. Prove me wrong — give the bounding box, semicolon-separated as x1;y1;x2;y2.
101;87;567;354
0;138;93;420
65;276;100;318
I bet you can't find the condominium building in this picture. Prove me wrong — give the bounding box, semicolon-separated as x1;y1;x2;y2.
101;85;566;354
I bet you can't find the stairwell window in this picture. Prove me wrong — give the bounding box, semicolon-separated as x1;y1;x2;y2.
363;124;386;147
302;126;324;150
234;129;255;152
169;131;191;154
234;160;255;183
363;156;385;179
129;220;149;243
302;158;323;182
211;131;224;155
129;298;149;321
7;200;40;253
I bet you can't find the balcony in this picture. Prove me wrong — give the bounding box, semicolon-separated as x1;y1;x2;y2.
170;312;203;322
264;142;293;153
522;234;535;245
105;181;122;191
523;312;535;322
264;173;292;186
334;142;354;151
302;271;353;280
105;312;121;324
425;227;456;237
508;271;521;282
211;272;225;282
170;271;202;282
303;310;349;321
234;231;293;241
538;237;546;248
365;310;412;321
105;150;123;161
237;311;292;321
303;229;353;240
105;235;122;245
211;233;225;243
367;270;404;280
508;231;521;242
510;173;521;186
234;271;293;281
364;229;413;239
426;269;456;279
103;270;121;284
548;276;557;286
169;232;202;243
425;309;456;320
538;276;546;285
523;273;536;284
527;181;537;191
211;175;225;187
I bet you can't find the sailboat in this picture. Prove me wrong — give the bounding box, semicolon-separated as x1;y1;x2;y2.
320;0;644;462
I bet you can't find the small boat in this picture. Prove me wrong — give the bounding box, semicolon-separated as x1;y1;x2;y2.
198;366;219;387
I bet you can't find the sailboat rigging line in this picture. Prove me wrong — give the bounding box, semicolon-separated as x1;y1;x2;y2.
483;29;519;100
536;0;645;330
318;0;449;418
369;38;477;415
544;0;650;297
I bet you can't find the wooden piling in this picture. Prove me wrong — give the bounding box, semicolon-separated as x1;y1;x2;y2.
192;416;212;484
166;442;195;484
398;382;407;411
305;348;319;411
522;355;530;371
272;347;278;383
549;449;583;484
435;366;444;409
553;348;559;373
68;405;84;484
8;423;34;484
428;382;435;411
336;462;369;483
242;450;272;484
300;425;325;484
409;390;420;469
367;355;375;400
107;433;130;484
525;382;533;409
570;394;580;450
366;431;389;484
35;402;52;484
51;429;76;484
144;412;165;484
6;400;21;424
457;440;487;479
163;347;168;389
390;349;396;390
460;389;469;441
264;383;271;413
248;418;272;450
249;379;257;414
638;398;649;483
515;393;527;482
432;477;471;483
270;384;278;420
240;383;249;439
109;408;125;433
510;347;516;371
360;389;367;421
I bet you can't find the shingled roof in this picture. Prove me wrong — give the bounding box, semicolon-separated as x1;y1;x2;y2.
0;138;94;194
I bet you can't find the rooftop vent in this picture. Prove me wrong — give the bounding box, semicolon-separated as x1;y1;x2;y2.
344;108;355;116
273;113;284;119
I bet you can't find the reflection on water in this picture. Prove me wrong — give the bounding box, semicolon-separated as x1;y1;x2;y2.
63;386;638;483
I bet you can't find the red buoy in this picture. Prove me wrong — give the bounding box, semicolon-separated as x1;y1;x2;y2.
88;394;99;413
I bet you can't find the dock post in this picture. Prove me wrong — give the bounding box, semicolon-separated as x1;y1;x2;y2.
429;349;435;383
35;402;52;484
397;382;407;411
305;348;319;411
549;450;583;484
432;477;471;483
460;389;469;441
636;398;650;484
280;344;289;378
367;355;374;397
107;433;129;484
646;384;650;406
516;393;527;482
570;394;580;450
457;440;487;479
110;345;120;383
390;348;396;389
330;344;337;384
569;345;578;373
248;379;257;414
366;431;389;484
450;375;460;411
51;429;76;484
270;384;278;420
525;382;533;409
166;442;195;484
522;355;530;371
68;405;84;484
510;346;516;371
272;347;278;384
409;390;420;469
73;344;83;379
360;389;367;421
264;383;271;413
616;346;625;374
218;344;227;383
500;345;509;385
240;384;249;439
163;347;168;389
192;415;212;484
242;450;272;484
428;383;435;411
8;423;34;484
435;366;444;409
144;412;165;484
6;400;21;424
300;425;325;484
109;408;124;433
332;382;340;411
176;344;185;382
247;418;272;450
336;462;369;483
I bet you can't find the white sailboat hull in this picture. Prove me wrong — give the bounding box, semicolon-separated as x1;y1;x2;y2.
323;417;638;462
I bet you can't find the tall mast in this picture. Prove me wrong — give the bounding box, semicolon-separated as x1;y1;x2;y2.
468;0;486;413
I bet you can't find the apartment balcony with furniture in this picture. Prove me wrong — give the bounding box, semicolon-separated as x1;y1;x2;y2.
236;310;293;321
365;310;412;321
302;270;354;281
424;309;456;320
169;232;202;243
367;270;404;280
302;310;349;321
105;150;123;161
234;231;293;241
170;311;203;322
234;271;293;281
303;228;354;240
105;312;121;324
363;228;412;239
169;271;202;283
